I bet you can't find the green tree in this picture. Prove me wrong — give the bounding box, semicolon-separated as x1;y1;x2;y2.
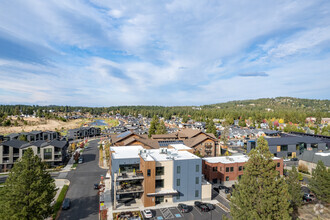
286;166;302;214
0;148;56;219
18;134;27;141
156;120;167;134
206;120;217;137
309;160;330;203
148;115;159;137
239;119;246;127
220;126;229;147
230;136;291;220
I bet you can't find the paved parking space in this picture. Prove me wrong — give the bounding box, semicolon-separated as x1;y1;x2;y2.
147;204;230;220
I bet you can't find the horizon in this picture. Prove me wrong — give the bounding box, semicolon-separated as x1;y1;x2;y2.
0;1;330;106
1;96;329;108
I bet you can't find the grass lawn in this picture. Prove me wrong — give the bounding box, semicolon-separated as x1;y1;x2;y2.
53;185;69;219
72;163;78;168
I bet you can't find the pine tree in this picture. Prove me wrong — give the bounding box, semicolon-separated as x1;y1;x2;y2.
286;166;302;214
309;160;330;203
206;120;217;137
0;148;56;219
148;115;159;137
156;120;167;134
230;136;291;220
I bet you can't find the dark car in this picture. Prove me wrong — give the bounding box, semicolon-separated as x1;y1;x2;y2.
213;187;220;193
291;158;298;161
194;201;210;212
62;198;71;210
178;203;189;213
219;185;228;190
204;203;216;210
303;193;315;203
94;183;99;189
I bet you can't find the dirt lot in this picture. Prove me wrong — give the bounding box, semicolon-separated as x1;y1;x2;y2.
0;117;84;135
298;203;330;220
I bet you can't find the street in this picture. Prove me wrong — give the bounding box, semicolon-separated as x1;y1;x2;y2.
59;139;107;220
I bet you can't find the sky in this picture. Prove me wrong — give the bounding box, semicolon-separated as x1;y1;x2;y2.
0;0;329;107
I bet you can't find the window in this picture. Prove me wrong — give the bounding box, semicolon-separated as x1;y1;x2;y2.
226;176;229;181
37;147;40;154
212;179;217;184
212;167;217;172
274;153;277;157
311;143;318;149
147;169;151;176
176;194;180;200
195;190;199;197
230;167;234;172
239;166;243;171
196;165;199;172
177;166;181;174
156;167;164;176
281;145;288;151
195;177;199;184
220;167;222;171
205;164;207;169
44;148;52;160
277;163;280;168
156;179;164;188
288;152;292;157
177;179;180;186
226;167;229;172
238;175;242;180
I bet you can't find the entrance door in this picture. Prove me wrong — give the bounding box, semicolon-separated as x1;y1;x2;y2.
155;196;164;205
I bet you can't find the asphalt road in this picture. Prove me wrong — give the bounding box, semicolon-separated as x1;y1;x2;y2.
59;139;107;220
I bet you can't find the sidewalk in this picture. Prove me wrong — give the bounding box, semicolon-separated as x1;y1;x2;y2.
61;156;75;172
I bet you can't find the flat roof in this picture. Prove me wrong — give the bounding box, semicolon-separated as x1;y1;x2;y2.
203;155;281;164
169;144;191;150
110;145;144;159
141;148;200;162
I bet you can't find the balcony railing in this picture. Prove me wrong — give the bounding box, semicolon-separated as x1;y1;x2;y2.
116;185;144;195
116;171;144;181
2;154;9;157
205;145;213;148
13;153;20;157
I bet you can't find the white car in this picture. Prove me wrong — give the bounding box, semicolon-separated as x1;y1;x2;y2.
143;209;153;218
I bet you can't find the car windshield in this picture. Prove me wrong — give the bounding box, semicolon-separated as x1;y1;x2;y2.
145;210;151;214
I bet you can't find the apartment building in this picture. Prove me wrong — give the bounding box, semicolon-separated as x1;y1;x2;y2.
0;139;68;172
110;145;211;209
4;130;59;142
110;128;218;157
247;136;327;158
68;127;101;140
202;155;283;187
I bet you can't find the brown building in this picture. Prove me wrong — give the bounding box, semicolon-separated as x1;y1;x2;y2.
202;155;283;187
110;128;218;156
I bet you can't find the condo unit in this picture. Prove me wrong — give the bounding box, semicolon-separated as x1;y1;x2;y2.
109;145;211;209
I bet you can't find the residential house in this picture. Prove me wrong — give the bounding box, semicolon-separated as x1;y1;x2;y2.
68;127;101;139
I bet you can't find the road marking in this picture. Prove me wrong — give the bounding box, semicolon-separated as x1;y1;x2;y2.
193;206;203;215
160;208;174;219
216;203;230;213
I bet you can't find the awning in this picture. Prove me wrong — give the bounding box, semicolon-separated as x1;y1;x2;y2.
147;189;178;197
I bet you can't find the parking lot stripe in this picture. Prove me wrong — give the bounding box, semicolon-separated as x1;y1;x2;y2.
193;206;203;215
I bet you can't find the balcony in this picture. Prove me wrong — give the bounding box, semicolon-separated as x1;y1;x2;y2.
116;185;144;195
205;145;213;149
13;153;20;157
2;154;9;157
116;171;144;181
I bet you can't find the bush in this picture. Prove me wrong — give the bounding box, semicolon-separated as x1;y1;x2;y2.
52;185;69;219
298;164;309;174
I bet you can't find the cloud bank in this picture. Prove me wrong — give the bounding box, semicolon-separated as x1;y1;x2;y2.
0;0;329;106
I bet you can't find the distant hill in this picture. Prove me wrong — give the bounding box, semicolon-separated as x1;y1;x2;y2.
204;97;330;112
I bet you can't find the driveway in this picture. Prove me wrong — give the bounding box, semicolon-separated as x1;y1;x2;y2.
59;139;107;220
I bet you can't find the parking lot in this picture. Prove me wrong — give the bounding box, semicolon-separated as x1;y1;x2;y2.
144;203;230;220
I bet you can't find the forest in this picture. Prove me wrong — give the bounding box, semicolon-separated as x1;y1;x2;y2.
0;97;329;126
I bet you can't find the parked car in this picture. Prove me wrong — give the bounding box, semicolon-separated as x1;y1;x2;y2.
204;203;216;210
94;183;99;189
194;201;210;212
291;158;298;161
62;198;71;210
78;157;84;164
142;209;153;218
219;185;228;190
178;203;189;213
303;193;316;203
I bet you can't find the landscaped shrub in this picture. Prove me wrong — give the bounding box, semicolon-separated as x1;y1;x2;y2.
52;185;69;219
298;164;309;174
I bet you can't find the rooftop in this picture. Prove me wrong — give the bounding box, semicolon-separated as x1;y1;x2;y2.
203;155;281;164
141;148;200;162
110;145;144;159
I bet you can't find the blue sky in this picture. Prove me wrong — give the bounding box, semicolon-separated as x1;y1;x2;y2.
0;0;329;106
